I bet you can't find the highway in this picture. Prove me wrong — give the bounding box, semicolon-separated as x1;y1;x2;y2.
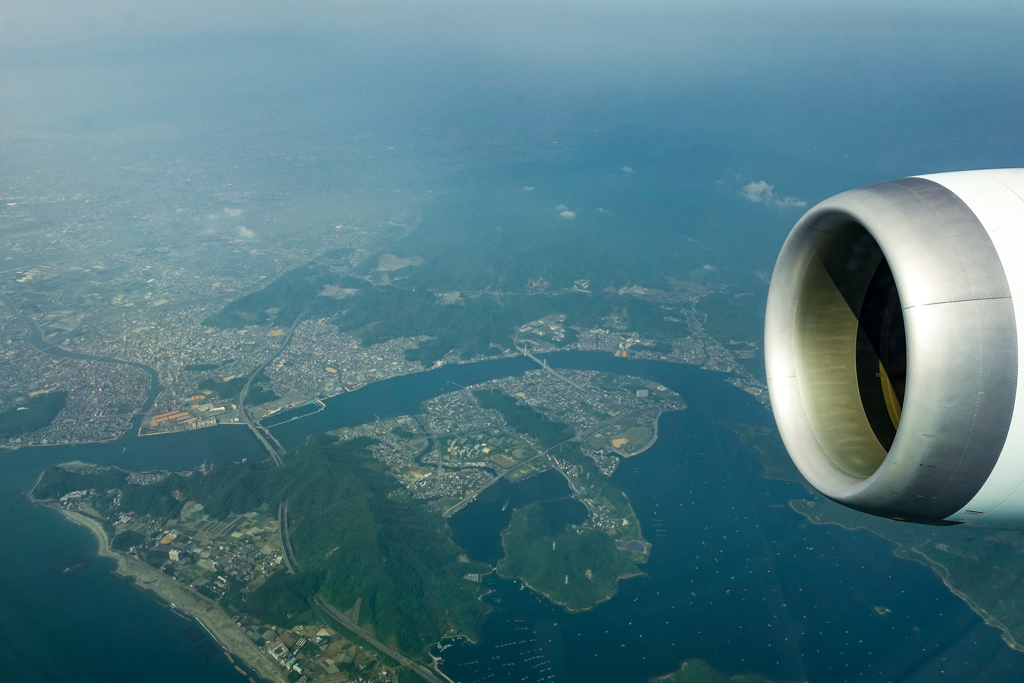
238;311;305;467
280;499;300;572
313;596;451;683
277;500;297;574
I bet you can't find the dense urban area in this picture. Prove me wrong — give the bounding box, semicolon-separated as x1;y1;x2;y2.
0;160;765;450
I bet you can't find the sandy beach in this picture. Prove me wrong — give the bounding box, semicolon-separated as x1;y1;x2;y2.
56;507;288;683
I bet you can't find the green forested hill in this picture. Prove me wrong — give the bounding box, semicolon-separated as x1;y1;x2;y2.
244;435;490;652
202;262;341;328
473;389;573;449
200;182;750;365
33;463;126;500
99;435;489;655
498;503;641;612
0;391;67;438
652;659;789;683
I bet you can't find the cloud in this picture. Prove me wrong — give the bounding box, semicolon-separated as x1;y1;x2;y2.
523;186;536;191
622;166;634;173
559;210;576;219
224;208;243;217
236;225;256;239
741;181;806;209
741;181;773;202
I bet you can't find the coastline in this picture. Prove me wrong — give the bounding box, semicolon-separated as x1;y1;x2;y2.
51;505;289;683
899;545;1024;654
3;349;710;453
495;521;644;614
2;433;124;451
614;408;678;459
495;564;644;614
789;501;1024;654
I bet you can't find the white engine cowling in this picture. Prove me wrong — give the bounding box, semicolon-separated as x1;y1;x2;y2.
765;169;1024;526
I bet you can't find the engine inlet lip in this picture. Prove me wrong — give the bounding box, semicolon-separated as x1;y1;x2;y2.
766;177;1016;523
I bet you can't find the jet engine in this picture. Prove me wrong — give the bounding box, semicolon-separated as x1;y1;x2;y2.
765;170;1024;526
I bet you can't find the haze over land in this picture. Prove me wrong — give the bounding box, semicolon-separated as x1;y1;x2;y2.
4;2;1024;683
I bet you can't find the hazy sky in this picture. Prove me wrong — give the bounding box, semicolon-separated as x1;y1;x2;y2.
3;1;1023;202
4;0;1024;48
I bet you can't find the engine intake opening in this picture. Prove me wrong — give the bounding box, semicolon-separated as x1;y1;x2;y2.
855;258;906;450
795;222;907;478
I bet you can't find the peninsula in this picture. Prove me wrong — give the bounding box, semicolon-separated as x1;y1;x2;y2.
497;502;646;612
721;419;1024;655
29;367;683;678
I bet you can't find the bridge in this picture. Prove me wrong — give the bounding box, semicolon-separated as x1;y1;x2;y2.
238;311;305;467
516;343;589;393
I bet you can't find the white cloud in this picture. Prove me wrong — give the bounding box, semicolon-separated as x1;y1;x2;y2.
741;181;806;209
523;186;536;191
555;204;567;211
224;207;243;217
622;166;634;173
560;210;576;219
237;225;256;239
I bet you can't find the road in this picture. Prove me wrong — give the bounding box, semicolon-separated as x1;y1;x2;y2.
440;357;651;517
515;341;589;394
442;473;505;518
277;500;296;574
313;596;451;683
279;499;300;573
238;311;305;466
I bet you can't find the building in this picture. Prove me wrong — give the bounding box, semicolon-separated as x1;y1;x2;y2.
169;548;191;563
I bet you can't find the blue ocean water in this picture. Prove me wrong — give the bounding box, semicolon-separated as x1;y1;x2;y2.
447;469;587;566
0;458;245;682
1;353;1022;682
436;355;1024;683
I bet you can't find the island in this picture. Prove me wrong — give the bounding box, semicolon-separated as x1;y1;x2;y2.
653;659;795;683
30;368;684;681
33;437;489;683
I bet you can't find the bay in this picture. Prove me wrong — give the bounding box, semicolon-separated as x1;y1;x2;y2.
447;469;588;566
1;352;1022;682
435;354;1024;683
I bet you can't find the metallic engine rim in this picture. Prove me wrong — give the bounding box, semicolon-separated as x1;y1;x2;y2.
765;177;1017;523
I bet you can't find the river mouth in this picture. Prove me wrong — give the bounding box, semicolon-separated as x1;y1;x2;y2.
7;351;1024;683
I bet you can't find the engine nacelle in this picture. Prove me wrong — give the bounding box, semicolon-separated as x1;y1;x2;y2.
765;170;1024;526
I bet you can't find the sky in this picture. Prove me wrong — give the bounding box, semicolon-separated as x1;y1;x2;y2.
2;0;1023;223
4;0;1024;47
